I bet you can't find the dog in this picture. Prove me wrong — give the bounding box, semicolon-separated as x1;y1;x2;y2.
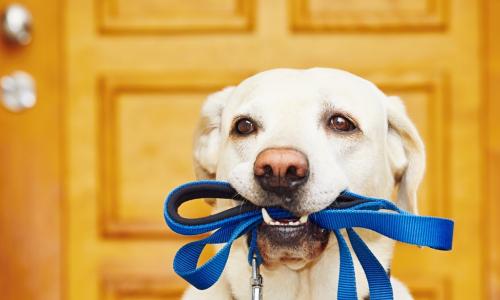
185;68;424;299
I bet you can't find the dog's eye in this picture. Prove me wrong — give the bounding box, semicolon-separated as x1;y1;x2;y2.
327;115;357;132
234;118;256;135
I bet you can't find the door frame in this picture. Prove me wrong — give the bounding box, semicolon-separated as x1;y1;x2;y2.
482;0;500;298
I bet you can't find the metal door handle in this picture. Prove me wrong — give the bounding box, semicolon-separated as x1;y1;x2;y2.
1;3;33;45
1;71;36;112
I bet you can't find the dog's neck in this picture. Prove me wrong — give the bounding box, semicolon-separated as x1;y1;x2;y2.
221;234;395;300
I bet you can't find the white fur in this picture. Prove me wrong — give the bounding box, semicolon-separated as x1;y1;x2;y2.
188;68;425;299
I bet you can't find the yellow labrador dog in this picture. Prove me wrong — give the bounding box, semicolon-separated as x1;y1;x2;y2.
186;68;424;300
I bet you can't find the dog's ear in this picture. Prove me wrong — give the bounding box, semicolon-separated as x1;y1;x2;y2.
193;87;235;180
385;96;425;214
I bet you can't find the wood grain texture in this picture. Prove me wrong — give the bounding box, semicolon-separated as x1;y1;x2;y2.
0;0;62;300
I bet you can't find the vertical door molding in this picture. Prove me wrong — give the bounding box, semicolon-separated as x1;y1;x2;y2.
483;0;500;298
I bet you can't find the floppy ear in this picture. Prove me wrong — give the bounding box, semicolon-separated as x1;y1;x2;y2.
193;87;235;180
385;96;426;214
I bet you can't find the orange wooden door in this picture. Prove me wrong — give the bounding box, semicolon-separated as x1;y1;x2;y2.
0;0;486;299
64;0;484;299
0;1;62;300
64;1;483;299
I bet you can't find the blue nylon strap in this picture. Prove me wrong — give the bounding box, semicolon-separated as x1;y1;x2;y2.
248;227;263;266
163;180;454;299
310;209;453;250
333;230;358;300
347;228;393;299
173;215;261;290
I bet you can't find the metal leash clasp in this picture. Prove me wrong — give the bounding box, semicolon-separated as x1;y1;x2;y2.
250;255;263;300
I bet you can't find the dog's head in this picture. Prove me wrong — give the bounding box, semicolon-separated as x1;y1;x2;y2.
193;68;425;269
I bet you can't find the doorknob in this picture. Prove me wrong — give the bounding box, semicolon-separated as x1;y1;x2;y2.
1;3;33;45
1;71;36;112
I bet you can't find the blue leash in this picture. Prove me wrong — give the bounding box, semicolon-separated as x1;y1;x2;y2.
163;180;454;299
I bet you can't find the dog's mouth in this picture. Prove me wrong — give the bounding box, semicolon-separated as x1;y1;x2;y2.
252;208;330;269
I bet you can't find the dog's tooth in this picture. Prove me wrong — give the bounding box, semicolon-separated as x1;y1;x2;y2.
299;215;309;224
261;208;274;224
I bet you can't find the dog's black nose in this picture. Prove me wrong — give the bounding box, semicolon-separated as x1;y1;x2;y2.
253;148;309;197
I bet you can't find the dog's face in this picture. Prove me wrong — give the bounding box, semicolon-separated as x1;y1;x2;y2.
193;68;425;269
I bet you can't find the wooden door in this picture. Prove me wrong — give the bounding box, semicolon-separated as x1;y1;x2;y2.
63;0;482;299
0;1;62;300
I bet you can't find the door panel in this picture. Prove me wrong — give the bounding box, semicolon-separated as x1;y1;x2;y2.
290;0;447;30
98;0;253;33
65;0;482;299
97;74;239;238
